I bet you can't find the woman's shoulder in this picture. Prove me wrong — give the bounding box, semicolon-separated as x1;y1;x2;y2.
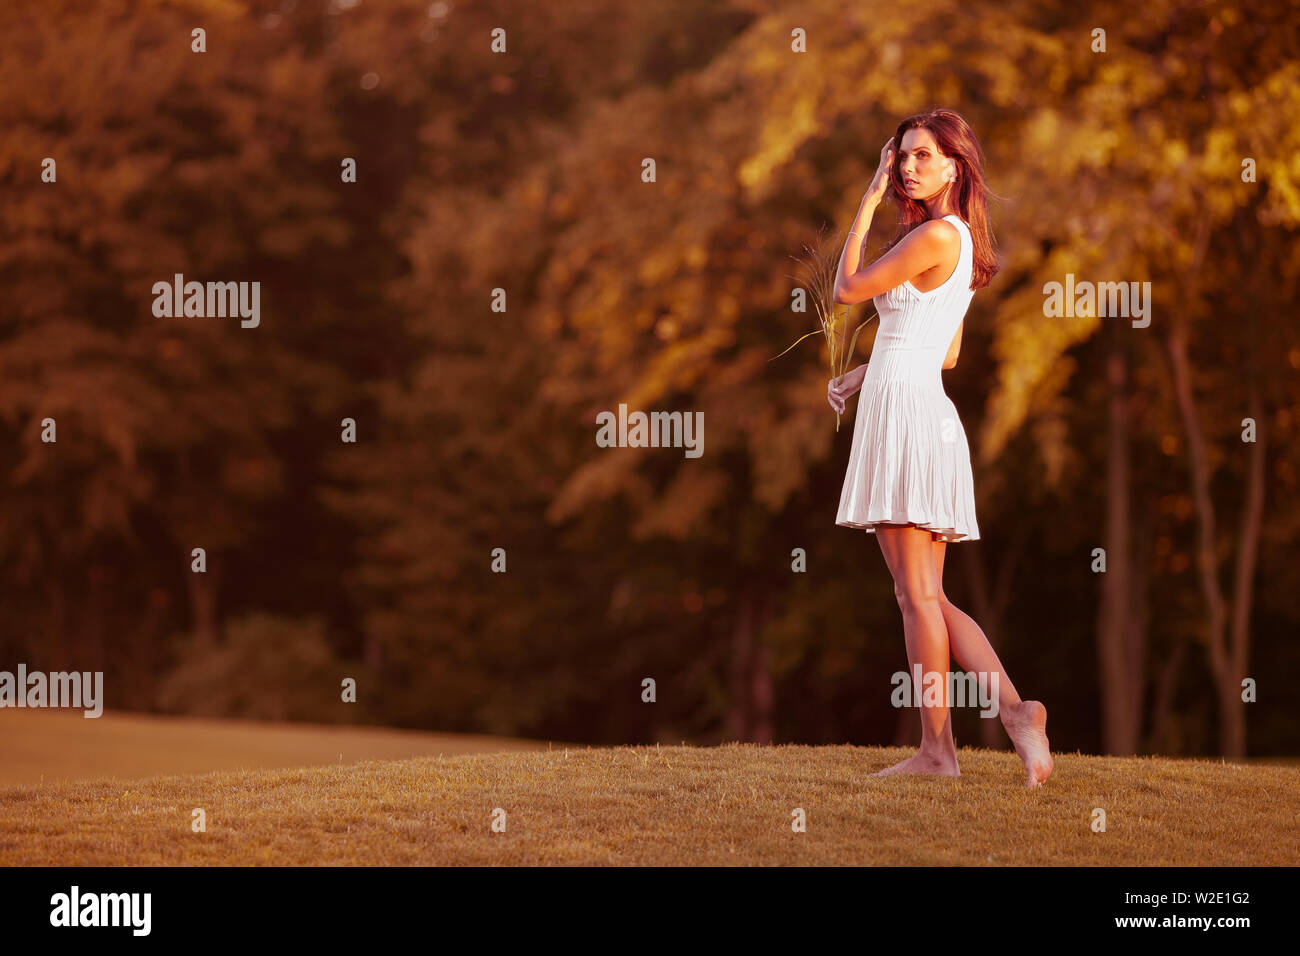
938;215;971;254
911;217;963;241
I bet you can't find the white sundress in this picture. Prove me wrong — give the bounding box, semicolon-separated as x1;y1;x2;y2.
835;213;980;543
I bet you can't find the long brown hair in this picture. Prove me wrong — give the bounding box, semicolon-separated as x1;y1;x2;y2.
881;109;999;291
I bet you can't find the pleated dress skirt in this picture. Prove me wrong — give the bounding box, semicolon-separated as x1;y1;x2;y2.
834;365;980;543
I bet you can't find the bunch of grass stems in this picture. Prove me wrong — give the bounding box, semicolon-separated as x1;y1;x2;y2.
773;224;877;431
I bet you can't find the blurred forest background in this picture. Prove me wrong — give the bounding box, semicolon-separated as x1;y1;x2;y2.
1;0;1297;758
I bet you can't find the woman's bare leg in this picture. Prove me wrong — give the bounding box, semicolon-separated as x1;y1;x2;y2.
928;537;1023;707
930;537;1053;788
870;524;960;778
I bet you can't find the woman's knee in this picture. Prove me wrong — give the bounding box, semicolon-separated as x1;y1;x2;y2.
894;578;942;612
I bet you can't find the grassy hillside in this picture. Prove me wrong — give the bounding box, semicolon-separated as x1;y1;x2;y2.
3;743;1296;865
0;710;552;788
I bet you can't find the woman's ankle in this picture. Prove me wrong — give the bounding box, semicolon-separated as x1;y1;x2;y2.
918;739;958;761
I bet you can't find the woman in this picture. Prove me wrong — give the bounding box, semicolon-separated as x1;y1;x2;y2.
828;109;1053;788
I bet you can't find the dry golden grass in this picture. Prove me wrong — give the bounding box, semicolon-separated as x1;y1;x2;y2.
3;743;1296;866
0;709;552;789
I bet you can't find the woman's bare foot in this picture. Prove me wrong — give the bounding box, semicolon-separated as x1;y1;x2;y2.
870;746;960;779
1001;700;1053;788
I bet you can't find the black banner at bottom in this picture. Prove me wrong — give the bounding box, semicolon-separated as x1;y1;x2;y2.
0;865;1280;942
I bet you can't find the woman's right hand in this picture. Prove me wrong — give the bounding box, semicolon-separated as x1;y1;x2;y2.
828;364;867;414
864;136;895;205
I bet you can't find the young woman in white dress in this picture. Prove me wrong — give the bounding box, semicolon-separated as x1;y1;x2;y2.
827;109;1053;788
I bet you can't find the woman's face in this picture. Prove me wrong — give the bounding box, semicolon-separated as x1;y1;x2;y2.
896;127;952;202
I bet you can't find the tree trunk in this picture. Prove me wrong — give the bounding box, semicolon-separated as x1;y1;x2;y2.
1161;217;1255;758
1097;320;1142;754
1127;496;1151;749
188;558;220;644
1150;639;1186;751
727;588;756;742
1225;371;1266;757
135;592;167;709
750;640;774;744
364;630;384;672
83;563;108;676
727;590;775;744
1225;211;1268;758
45;571;69;671
892;701;918;747
1165;315;1235;756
